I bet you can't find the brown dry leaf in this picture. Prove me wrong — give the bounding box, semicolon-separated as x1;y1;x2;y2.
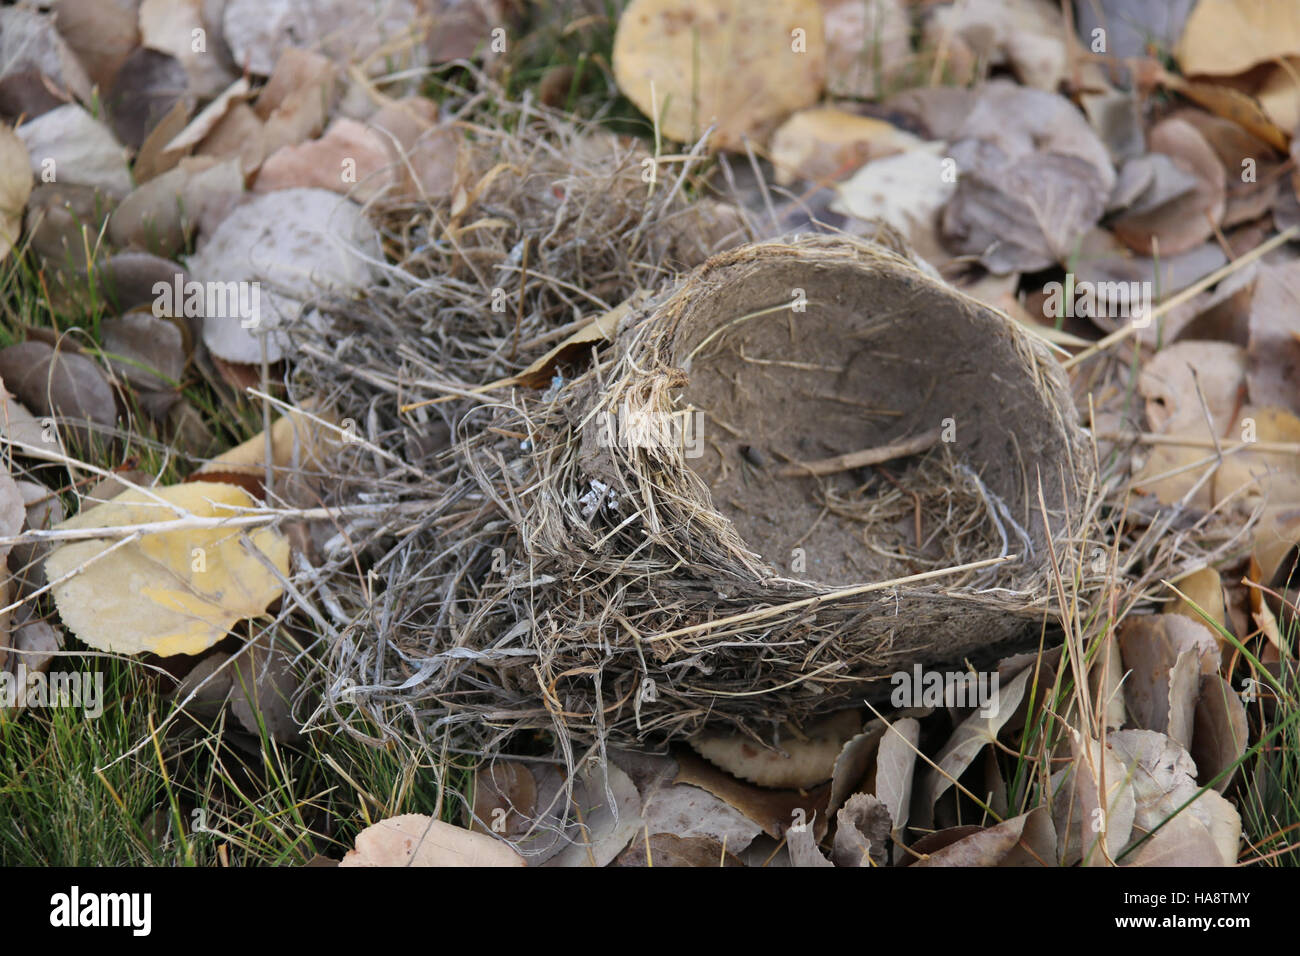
1138;341;1247;434
820;0;911;98
1090;630;1127;731
0;124;31;263
873;717;920;842
612;0;825;150
542;762;643;868
51;0;139;91
140;0;238;98
1118;615;1222;739
1245;261;1300;418
229;636;301;743
831;143;956;267
831;792;893;867
1177;0;1300;77
9;620;62;677
254;117;395;200
673;749;830;840
163;77;254;158
786;817;835;867
1191;673;1249;792
1108;729;1242;865
105;48;194;151
1132;404;1300;512
1112;118;1226;256
470;760;538;838
196;102;267;176
689;709;861;788
340;814;525;867
0;7;93;103
1051;730;1136;866
923;0;1067;90
43;481;290;656
825;719;886;816
941;143;1107;274
110;156;244;256
914;806;1056;867
133;99;192;184
1168;566;1229;637
1162;74;1290;153
769;107;921;186
614;832;744;867
256;48;339;156
623;749;766;852
0;341;117;442
925;665;1031;813
100;308;186;392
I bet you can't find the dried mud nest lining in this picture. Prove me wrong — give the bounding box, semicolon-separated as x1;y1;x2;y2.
427;234;1092;747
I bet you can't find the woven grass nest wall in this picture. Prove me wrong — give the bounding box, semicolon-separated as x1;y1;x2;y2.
314;232;1093;752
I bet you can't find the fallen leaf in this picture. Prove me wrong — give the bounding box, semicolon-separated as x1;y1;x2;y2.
470;760;538;838
673;749;830;840
831;792;892;867
15;104;132;196
185;188;380;364
542;762;643;867
140;0;238;98
1168;566;1229;638
612;0;826;150
769;107;921;187
1177;0;1300;77
0;341;117;444
820;0;911;99
1119;614;1222;739
50;0;139;90
873;717;920;843
340;814;525;867
1051;730;1136;866
0;7;93;103
1191;674;1249;792
689;709;861;788
229;636;301;743
254;117;395;200
1139;341;1248;434
614;832;743;866
1245;261;1300;418
104;48;194;151
43;481;290;656
925;666;1031;813
0;124;31;262
915;806;1056;866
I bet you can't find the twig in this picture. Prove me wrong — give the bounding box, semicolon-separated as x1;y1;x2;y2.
777;428;941;477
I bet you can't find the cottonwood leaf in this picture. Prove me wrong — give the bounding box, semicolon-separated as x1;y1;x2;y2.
926;666;1031;811
340;814;524;867
612;0;825;150
689;709;861;788
43;481;290;656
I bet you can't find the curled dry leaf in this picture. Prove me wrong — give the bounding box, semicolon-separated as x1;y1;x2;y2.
914;806;1056;867
43;481;290;656
254;117;395;200
340;814;525;867
688;709;861;788
1108;729;1242;866
923;0;1067;91
672;749;831;841
612;0;826;150
1112;118;1226;256
831;792;892;867
873;717;920;843
1119;614;1221;741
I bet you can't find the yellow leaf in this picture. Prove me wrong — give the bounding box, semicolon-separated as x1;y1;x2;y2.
44;482;289;656
1177;0;1300;78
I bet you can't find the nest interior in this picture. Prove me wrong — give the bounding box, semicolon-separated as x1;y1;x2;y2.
668;243;1077;587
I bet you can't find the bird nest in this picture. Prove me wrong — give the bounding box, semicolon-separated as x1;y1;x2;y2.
440;235;1091;746
291;89;1094;757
